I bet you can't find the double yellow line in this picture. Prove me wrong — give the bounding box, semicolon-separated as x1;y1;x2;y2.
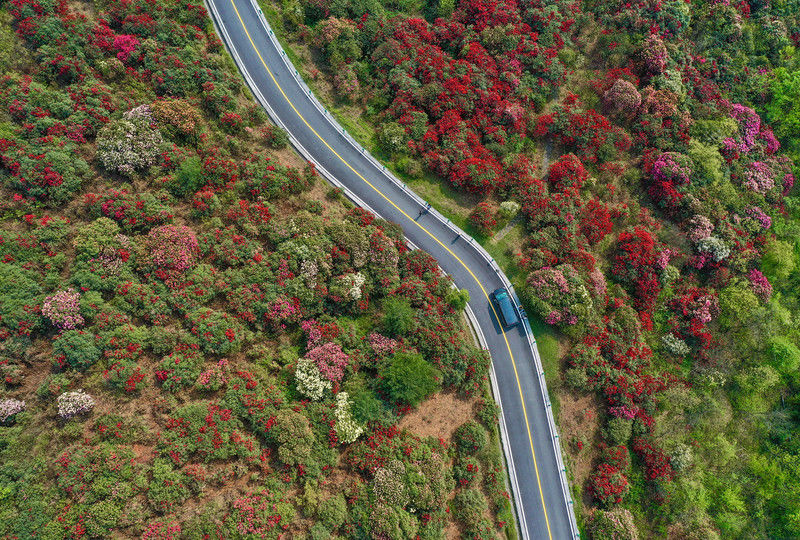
223;0;553;536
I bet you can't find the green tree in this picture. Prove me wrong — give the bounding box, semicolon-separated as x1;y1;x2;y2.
381;352;440;407
767;68;800;160
762;239;797;283
767;336;800;376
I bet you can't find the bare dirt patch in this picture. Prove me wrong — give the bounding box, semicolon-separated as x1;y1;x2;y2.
398;390;476;442
557;390;602;503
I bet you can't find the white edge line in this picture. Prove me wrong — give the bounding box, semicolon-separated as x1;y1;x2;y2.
204;1;578;537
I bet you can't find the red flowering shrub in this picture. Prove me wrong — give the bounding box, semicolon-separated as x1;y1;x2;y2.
88;189;173;233
469;202;497;236
186;308;244;356
155;344;204;391
534;94;632;163
588;463;629;506
611;227;670;325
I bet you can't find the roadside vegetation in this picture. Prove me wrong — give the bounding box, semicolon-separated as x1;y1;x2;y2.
0;0;519;537
264;0;800;537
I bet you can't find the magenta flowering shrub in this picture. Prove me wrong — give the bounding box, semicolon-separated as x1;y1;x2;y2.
649;152;692;206
148;225;200;273
265;296;302;330
0;398;26;424
42;288;84;330
113;34;139;62
724;103;761;154
744;206;772;230
747;269;773;301
305;342;349;384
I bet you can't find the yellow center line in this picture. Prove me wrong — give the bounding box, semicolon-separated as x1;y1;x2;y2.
225;0;553;536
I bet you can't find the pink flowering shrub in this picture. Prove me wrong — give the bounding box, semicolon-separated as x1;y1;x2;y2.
524;264;592;329
141;521;181;540
687;215;713;242
368;333;398;358
305;342;349;384
148;225;200;273
57;390;95;419
603;79;641;116
743;161;774;194
641;34;668;74
113;34;139;62
42;288;84;330
747;269;772;301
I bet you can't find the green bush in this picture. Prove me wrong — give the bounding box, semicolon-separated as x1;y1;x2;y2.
453;421;489;455
382;297;415;337
604;417;633;446
452;488;488;525
53;330;101;370
168;156;204;197
0;264;42;335
381;352;440;407
186;308;245;355
317;493;347;530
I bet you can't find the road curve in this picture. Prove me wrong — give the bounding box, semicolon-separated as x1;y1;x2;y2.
205;0;578;537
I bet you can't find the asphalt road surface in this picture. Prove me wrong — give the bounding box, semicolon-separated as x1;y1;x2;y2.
206;0;577;537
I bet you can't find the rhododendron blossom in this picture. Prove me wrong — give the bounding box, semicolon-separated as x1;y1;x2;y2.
42;288;84;330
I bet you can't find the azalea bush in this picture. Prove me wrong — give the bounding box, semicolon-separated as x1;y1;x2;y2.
96;106;164;176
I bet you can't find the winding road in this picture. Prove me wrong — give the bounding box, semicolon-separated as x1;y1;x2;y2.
205;0;579;537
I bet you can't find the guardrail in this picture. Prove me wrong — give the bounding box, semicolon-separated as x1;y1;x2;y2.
204;1;579;537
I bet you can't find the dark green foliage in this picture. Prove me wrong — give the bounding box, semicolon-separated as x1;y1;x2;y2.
766;336;800;376
381;352;440;407
53;330;101;371
453;421;489;456
168;156;204;197
0;264;42;336
382;297;415;336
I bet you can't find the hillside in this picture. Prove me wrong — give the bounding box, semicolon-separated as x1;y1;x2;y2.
261;0;800;537
0;0;517;538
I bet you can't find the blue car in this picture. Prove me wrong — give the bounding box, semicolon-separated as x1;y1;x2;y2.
491;288;519;328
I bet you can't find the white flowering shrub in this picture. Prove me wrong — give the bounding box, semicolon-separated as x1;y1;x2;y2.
0;398;26;425
334;392;364;444
295;358;331;401
499;200;521;219
662;334;690;356
96;105;163;176
345;272;365;300
696;236;731;262
57;390;95;419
